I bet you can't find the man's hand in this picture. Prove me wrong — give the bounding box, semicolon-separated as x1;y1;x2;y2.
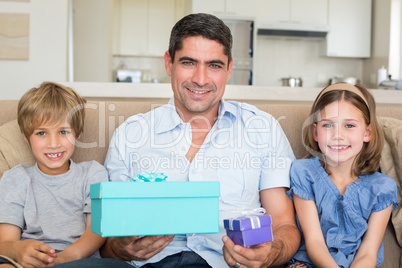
222;236;272;268
13;240;56;268
222;188;301;267
101;235;175;261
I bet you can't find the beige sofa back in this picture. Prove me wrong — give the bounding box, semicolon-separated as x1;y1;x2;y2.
1;100;402;165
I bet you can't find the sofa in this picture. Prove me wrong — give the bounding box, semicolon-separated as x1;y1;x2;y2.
0;99;401;268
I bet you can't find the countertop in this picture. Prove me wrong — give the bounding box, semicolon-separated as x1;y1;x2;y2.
61;82;402;108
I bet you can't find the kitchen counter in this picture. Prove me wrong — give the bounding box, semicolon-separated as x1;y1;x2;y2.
61;82;402;108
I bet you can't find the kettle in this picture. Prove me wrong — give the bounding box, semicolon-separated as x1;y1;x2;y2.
281;77;303;87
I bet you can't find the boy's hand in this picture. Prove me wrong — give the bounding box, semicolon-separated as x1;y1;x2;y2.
44;253;67;266
14;240;56;268
44;250;77;266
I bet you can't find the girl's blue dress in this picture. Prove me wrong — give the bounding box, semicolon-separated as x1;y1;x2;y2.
287;157;399;267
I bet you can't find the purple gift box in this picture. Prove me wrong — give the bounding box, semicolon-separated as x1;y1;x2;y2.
223;214;273;247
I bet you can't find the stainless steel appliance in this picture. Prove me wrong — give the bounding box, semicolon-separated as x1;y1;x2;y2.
379;75;399;89
281;77;303;87
328;76;360;85
223;20;253;85
115;69;142;83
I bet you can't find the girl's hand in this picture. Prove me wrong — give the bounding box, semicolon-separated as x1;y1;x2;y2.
13;240;56;268
350;205;393;267
293;194;338;267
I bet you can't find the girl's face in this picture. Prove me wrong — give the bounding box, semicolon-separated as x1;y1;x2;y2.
313;100;371;170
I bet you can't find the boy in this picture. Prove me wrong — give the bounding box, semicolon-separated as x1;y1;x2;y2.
0;82;108;267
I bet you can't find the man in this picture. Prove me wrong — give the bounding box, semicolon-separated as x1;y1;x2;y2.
55;13;300;268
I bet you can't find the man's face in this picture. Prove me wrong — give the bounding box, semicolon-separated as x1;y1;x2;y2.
164;36;233;120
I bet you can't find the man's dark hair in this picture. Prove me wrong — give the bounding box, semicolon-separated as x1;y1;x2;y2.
168;13;233;66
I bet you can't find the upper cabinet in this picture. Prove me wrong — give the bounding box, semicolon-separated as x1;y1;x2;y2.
113;0;179;56
321;0;371;58
256;0;328;26
189;0;225;16
113;0;372;59
290;0;328;25
256;0;371;58
187;0;258;19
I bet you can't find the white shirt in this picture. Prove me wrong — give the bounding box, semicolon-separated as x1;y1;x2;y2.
104;98;295;267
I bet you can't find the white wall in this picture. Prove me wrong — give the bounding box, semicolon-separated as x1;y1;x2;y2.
362;0;392;88
0;0;69;100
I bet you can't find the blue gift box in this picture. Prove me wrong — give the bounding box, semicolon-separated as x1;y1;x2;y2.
90;181;220;237
223;214;273;247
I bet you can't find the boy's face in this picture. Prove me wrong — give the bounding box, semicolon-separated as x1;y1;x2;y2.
26;120;76;175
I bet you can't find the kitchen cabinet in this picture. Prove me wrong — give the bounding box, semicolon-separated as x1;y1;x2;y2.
190;0;224;16
188;0;258;19
256;0;328;26
113;0;178;56
73;0;114;82
321;0;371;58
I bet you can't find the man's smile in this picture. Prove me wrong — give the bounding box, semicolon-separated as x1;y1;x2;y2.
187;88;209;95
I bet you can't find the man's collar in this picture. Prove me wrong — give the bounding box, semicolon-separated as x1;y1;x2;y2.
154;98;238;134
217;99;237;128
154;98;182;134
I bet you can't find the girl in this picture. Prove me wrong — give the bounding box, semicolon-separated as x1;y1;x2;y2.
287;83;399;267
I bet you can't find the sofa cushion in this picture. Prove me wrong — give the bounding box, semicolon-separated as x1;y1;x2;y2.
0;120;35;178
379;116;402;249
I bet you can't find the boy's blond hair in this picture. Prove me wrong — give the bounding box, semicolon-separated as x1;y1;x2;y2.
18;82;87;139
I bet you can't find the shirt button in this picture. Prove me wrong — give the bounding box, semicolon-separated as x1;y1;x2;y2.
181;146;186;151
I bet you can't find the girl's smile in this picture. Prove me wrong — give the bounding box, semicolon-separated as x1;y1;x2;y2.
313;100;371;170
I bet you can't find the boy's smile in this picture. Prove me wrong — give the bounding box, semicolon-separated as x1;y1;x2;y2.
45;152;64;160
26;120;76;175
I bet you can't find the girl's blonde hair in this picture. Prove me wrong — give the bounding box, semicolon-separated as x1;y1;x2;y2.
18;82;87;139
303;83;384;176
